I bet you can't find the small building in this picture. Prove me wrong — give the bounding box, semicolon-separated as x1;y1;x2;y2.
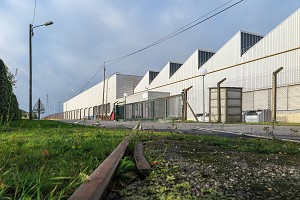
209;87;242;123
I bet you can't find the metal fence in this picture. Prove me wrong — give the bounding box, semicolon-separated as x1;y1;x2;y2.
117;94;182;120
44;66;300;123
43;112;64;120
242;84;300;122
43;94;183;121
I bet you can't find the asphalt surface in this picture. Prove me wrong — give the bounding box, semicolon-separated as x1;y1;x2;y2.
62;120;300;143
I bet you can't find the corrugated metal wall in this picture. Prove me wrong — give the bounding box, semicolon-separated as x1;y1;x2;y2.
63;8;300;122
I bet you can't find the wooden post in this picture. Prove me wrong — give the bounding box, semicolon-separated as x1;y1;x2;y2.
181;86;193;121
217;78;226;123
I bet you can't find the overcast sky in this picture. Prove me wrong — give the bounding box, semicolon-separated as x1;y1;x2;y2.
1;0;300;116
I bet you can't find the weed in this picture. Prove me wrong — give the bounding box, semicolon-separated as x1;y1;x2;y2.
115;157;137;184
175;182;190;190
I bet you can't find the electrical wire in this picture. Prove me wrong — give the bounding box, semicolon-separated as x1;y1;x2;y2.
75;63;105;96
32;0;37;24
76;0;244;94
105;0;237;66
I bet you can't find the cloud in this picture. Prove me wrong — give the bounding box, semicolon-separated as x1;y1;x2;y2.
0;0;300;114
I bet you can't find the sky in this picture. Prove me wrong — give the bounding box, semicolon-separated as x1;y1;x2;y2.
0;0;300;116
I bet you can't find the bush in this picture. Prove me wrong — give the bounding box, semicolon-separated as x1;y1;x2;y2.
0;59;21;122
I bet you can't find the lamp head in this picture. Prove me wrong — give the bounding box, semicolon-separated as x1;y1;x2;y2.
123;93;128;98
44;21;54;26
199;68;207;76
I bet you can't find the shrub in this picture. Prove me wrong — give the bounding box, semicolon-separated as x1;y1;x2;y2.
0;59;21;123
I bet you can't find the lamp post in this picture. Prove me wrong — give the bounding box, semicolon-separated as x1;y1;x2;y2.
199;68;207;122
123;93;128;120
29;21;53;120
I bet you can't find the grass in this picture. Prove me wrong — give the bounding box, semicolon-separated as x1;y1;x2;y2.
1;120;299;199
135;132;300;155
0;120;129;199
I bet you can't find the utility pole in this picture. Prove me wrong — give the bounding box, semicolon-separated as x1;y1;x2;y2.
29;24;33;119
28;21;53;120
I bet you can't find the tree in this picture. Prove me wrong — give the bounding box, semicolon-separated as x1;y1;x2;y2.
0;59;21;122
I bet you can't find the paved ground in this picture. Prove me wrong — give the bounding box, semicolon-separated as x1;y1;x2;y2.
62;120;300;142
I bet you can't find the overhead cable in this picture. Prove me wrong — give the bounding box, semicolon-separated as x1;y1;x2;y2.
76;0;244;94
105;0;243;67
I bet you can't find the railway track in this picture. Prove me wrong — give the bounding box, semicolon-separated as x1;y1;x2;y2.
68;124;150;200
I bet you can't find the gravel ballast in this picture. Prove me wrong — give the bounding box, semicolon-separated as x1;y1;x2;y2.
120;139;300;199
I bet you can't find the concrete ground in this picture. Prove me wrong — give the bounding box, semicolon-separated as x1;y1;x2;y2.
62;120;300;143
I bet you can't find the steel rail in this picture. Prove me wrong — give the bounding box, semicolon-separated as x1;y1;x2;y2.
134;141;151;171
68;138;130;200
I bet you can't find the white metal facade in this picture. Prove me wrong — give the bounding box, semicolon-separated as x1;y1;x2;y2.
63;74;142;119
65;8;300;122
133;8;300;122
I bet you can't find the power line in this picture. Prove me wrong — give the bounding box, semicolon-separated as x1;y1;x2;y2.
105;0;238;66
32;0;37;24
76;0;244;94
105;0;243;67
75;63;105;96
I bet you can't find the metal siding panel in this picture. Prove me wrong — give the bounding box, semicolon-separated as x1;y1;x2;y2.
227;90;242;99
288;85;300;110
243;91;254;111
277;86;287;110
227;99;241;107
227;108;241;115
134;71;150;93
253;90;269;110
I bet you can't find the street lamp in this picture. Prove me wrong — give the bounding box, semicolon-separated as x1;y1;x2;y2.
105;71;123;119
123;93;128;120
29;21;53;120
199;68;207;122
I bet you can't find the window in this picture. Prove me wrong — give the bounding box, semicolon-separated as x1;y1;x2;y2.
241;32;263;56
198;50;214;68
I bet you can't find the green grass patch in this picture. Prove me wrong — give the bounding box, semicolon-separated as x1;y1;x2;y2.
133;131;300;155
0;120;129;199
179;134;300;154
1;120;299;199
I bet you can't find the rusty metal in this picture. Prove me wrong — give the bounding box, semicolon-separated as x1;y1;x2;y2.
134;141;151;171
68;138;129;200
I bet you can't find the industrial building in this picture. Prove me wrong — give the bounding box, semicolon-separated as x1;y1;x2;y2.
61;8;300;123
